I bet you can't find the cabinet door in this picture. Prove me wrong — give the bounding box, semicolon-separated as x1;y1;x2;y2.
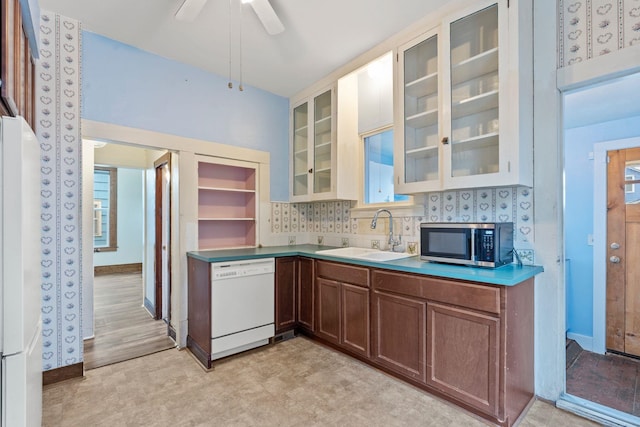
395;28;441;194
427;302;500;418
372;291;426;383
275;257;297;333
292;101;310;198
341;283;370;358
316;277;340;344
442;1;514;189
297;257;314;332
312;89;334;196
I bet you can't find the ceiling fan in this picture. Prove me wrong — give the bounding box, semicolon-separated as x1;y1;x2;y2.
175;0;284;35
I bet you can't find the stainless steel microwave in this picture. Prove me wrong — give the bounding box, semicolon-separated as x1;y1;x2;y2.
420;222;514;268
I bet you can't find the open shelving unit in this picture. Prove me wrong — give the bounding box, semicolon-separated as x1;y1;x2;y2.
197;160;257;250
292;102;309;197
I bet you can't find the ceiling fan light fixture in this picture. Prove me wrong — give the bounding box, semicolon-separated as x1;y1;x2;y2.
175;0;208;22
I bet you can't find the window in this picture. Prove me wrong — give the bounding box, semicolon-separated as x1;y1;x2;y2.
93;167;117;252
364;128;409;204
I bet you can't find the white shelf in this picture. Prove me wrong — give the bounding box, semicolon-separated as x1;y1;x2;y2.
315;167;332;173
294;148;308;156
406;108;438;129
451;47;499;86
294;125;308;137
452;132;499;153
198;186;256;193
451;90;499;120
314;141;332;156
315;115;332;134
405;72;438;98
406;145;439;159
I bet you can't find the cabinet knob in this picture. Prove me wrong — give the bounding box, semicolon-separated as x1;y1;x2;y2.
610;256;621;264
308;168;313;173
441;137;449;144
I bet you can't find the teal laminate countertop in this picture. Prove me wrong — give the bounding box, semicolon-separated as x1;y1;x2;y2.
187;244;544;286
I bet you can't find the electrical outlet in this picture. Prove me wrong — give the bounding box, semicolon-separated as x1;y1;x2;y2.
288;236;296;246
341;238;349;247
371;240;380;249
317;236;324;245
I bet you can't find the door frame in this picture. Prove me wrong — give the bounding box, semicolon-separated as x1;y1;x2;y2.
154;153;171;321
593;137;640;354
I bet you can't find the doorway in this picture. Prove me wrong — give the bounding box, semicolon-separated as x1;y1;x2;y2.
84;141;175;369
563;72;640;420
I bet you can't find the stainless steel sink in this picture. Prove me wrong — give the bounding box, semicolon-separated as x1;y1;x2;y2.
315;247;415;262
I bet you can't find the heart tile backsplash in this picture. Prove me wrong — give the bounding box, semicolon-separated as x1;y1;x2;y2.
271;186;535;262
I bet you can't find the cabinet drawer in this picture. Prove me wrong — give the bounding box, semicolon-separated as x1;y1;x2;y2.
316;261;369;288
372;270;500;315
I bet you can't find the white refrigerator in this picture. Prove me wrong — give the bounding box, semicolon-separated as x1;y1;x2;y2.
0;116;42;427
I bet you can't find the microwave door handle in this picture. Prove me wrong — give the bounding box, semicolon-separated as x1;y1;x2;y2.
470;231;476;262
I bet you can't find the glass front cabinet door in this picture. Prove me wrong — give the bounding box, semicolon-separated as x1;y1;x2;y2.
395;0;532;193
395;28;440;194
290;87;341;202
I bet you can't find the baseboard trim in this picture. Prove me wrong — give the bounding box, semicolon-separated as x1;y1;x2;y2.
143;297;155;317
566;332;594;353
43;362;83;386
94;263;142;276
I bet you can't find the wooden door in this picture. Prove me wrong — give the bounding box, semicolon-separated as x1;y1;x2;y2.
154;153;171;323
606;148;640;355
341;283;370;357
297;257;314;331
372;291;427;383
316;278;340;344
275;257;297;333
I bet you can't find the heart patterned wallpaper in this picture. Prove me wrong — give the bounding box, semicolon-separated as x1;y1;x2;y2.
35;12;83;371
270;186;535;264
559;0;640;67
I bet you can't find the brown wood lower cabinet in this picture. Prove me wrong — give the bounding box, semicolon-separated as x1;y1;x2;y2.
297;257;314;332
275;257;297;333
315;261;370;358
372;290;426;383
427;302;500;418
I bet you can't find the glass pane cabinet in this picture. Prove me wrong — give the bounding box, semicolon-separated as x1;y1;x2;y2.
395;0;532;193
448;4;499;178
292;102;309;197
402;33;439;187
314;90;332;194
291;86;354;202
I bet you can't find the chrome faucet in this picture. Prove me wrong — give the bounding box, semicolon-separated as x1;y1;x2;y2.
371;209;402;252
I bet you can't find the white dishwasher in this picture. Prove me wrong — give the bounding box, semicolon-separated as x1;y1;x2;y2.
210;258;275;360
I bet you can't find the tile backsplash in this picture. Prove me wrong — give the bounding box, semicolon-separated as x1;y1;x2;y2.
270;186;535;263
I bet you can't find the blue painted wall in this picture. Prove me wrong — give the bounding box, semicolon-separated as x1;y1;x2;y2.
81;31;290;201
94;168;144;267
565;115;640;339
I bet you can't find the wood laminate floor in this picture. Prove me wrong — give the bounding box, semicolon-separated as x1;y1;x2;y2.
83;272;175;370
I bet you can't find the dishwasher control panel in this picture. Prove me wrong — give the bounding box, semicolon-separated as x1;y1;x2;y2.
211;258;275;280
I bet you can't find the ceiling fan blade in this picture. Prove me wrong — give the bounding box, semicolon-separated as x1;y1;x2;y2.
175;0;208;22
248;0;284;35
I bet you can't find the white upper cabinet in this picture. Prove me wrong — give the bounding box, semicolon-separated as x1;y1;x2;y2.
290;84;359;202
395;28;441;194
395;0;532;193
